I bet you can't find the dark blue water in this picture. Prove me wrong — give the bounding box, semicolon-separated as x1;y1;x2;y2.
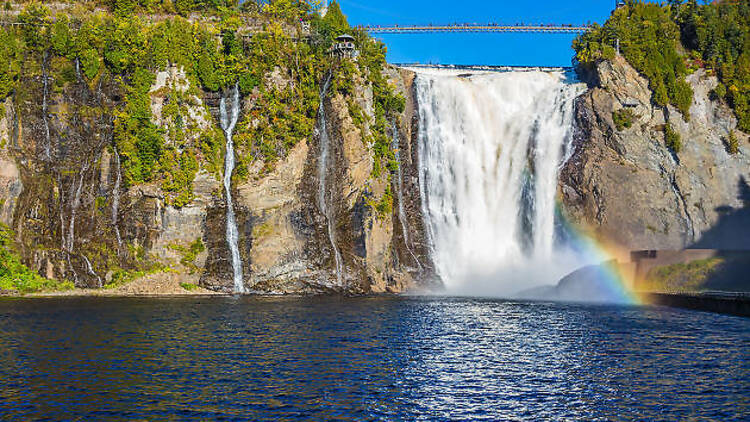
0;297;748;421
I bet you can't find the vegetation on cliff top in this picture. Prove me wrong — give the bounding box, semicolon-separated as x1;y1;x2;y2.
574;0;750;132
0;0;402;199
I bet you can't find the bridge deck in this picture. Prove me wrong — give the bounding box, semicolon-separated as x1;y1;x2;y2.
395;64;575;73
362;25;591;34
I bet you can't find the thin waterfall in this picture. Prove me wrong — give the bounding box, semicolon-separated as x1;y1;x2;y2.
83;255;103;288
415;69;585;294
112;148;122;248
391;121;421;270
67;162;88;253
220;84;245;294
56;174;66;249
316;73;344;285
42;51;51;161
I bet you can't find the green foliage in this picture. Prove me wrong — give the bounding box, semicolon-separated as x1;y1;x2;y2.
0;30;22;98
168;238;205;274
1;0;402;223
679;0;750;132
612;108;635;131
233;26;322;167
351;28;405;179
105;268;146;289
180;282;199;291
664;123;682;153
115;67;163;185
17;3;51;52
263;0;310;22
323;1;349;35
106;0;238;15
643;257;724;293
726;130;739;155
369;184;393;219
575;0;750;131
51;16;74;58
0;224;74;293
713;82;727;100
574;1;693;119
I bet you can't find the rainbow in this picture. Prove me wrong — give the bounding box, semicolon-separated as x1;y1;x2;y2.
556;207;644;305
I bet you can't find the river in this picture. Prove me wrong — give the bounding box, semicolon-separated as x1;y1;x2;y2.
0;297;747;420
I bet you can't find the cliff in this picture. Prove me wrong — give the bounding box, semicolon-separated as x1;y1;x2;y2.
199;67;435;294
561;55;750;252
0;2;437;295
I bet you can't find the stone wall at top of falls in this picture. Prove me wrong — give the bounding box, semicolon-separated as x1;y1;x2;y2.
561;55;750;254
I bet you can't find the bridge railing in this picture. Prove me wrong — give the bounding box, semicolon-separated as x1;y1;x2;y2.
360;24;592;34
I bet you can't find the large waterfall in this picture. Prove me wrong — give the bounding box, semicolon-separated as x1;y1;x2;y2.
415;69;586;295
220;85;244;294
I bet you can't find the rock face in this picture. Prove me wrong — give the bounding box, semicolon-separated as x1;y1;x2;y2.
1;64;221;288
200;68;436;294
561;56;750;252
0;50;434;295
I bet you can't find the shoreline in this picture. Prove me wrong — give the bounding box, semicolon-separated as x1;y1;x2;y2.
4;285;749;319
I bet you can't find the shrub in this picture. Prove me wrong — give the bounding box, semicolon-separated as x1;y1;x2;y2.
612;109;635;131
168;239;205;273
180;282;198;291
0;224;74;293
726;130;739;155
713;82;727;100
664;123;682;153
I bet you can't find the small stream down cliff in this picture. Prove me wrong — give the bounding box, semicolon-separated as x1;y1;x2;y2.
220;85;244;294
414;69;586;294
316;73;344;286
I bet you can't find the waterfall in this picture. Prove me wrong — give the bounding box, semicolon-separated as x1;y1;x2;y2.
83;255;103;288
316;73;344;285
391;121;421;270
42;51;51;161
415;69;585;295
112;148;123;248
220;85;245;294
67;162;88;253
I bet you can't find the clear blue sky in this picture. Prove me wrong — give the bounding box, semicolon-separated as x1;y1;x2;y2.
333;0;619;66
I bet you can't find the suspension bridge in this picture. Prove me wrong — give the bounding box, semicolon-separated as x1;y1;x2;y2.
360;24;592;35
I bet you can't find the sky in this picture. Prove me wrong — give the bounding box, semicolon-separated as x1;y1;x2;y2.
331;0;620;67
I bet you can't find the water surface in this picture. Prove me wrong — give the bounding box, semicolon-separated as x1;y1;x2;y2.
0;297;747;421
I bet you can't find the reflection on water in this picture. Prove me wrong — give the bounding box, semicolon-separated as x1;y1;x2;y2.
0;297;748;420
